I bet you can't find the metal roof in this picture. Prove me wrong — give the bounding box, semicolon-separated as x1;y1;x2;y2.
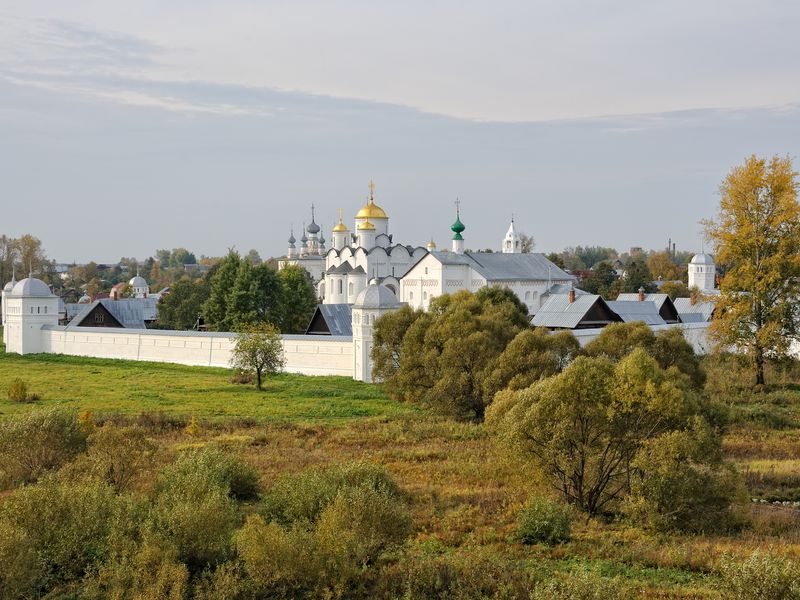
606;300;667;326
67;299;147;329
616;293;670;311
674;297;716;321
425;251;574;283
531;294;605;329
306;304;353;336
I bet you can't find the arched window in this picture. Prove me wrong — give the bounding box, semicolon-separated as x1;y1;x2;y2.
44;306;47;314
525;291;531;301
349;282;353;295
409;291;414;300
338;279;343;294
423;291;428;300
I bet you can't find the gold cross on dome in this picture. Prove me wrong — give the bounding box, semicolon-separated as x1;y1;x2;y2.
368;179;375;201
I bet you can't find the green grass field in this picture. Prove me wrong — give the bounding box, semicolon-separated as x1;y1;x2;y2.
0;350;417;423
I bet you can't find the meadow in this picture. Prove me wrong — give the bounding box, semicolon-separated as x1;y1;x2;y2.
1;344;800;598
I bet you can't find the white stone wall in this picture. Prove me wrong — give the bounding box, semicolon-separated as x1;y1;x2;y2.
37;327;354;377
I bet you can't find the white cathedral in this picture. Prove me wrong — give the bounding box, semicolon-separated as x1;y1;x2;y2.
279;182;576;315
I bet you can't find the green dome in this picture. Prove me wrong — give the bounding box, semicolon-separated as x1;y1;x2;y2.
451;214;465;239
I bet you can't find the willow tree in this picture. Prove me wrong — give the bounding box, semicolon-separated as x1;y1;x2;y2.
704;155;800;385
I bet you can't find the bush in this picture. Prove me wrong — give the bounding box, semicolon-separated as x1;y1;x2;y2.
0;521;39;599
0;408;88;488
530;570;637;600
158;446;260;501
7;379;29;402
512;497;572;545
375;546;537;599
78;424;156;493
626;417;747;533
152;454;240;573
263;461;403;525
718;550;800;599
0;478;119;590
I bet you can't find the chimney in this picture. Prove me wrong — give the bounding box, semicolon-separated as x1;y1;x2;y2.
638;286;645;301
568;283;576;304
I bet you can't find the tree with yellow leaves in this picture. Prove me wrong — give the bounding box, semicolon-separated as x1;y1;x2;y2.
704;155;800;385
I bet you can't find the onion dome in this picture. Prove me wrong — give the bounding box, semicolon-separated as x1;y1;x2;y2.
288;227;296;245
332;208;349;232
355;180;388;220
426;239;437;251
451;206;465;241
306;205;321;234
319;232;326;245
357;219;376;231
300;223;308;243
12;277;52;297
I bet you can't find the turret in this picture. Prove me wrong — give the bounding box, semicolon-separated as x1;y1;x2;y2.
306;206;320;255
332;208;349;251
451;201;465;254
357;219;376;249
502;216;521;253
688;252;716;291
287;227;297;259
4;276;59;354
300;225;308;257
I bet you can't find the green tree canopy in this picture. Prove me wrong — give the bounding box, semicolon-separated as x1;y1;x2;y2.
278;265;317;334
230;322;285;390
486;349;707;515
157;277;211;330
373;288;529;420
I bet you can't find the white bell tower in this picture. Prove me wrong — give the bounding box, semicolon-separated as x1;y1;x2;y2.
502;217;521;253
352;284;401;382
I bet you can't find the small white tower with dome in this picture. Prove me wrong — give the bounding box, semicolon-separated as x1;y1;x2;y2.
352;283;401;382
688;252;716;292
502;217;521;253
129;270;149;299
4;275;59;354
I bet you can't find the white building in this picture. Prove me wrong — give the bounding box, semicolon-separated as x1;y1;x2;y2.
688;252;716;292
2;276;59;354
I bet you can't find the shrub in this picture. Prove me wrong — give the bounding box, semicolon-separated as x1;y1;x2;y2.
0;521;39;599
185;415;201;437
530;570;637;600
718;550;800;599
0;408;88;487
158;446;260;501
79;424;156;493
375;546;537;599
263;461;403;525
7;379;29;402
626;417;747;533
512;497;572;545
0;478;119;589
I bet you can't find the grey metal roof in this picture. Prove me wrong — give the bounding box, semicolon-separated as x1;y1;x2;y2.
68;299;147;329
606;300;667;326
543;283;588;296
10;277;52;297
307;304;353;336
674;297;716;321
531;294;603;329
327;262;354;275
676;312;707;323
616;293;670;311
425;251;574;283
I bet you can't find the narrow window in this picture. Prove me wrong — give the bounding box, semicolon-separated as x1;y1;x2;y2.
338;279;343;294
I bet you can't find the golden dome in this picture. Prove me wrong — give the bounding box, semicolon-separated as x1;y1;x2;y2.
357;219;376;231
332;208;349;232
355;180;388;219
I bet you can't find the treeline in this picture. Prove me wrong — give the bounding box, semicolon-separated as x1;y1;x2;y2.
0;234;52;288
157;251;316;334
373;290;744;531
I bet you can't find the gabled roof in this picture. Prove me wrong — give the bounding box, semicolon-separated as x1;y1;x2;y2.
606;300;667;326
615;292;680;323
68;299;146;329
326;262;354;275
422;251;573;283
532;294;622;329
674;297;716;321
305;304;353;336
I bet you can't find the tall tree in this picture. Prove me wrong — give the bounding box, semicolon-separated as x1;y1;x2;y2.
231;322;285;390
157;278;211;330
704;155;800;385
202;251;241;331
278;265;317;333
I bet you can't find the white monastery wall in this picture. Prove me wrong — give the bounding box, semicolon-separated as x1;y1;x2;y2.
38;326;354;377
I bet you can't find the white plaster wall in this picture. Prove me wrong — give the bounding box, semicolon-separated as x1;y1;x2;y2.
38;327;354;376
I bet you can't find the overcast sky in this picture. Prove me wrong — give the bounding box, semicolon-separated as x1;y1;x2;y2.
1;1;799;262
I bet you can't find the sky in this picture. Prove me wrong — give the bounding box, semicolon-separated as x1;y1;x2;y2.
1;1;799;263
